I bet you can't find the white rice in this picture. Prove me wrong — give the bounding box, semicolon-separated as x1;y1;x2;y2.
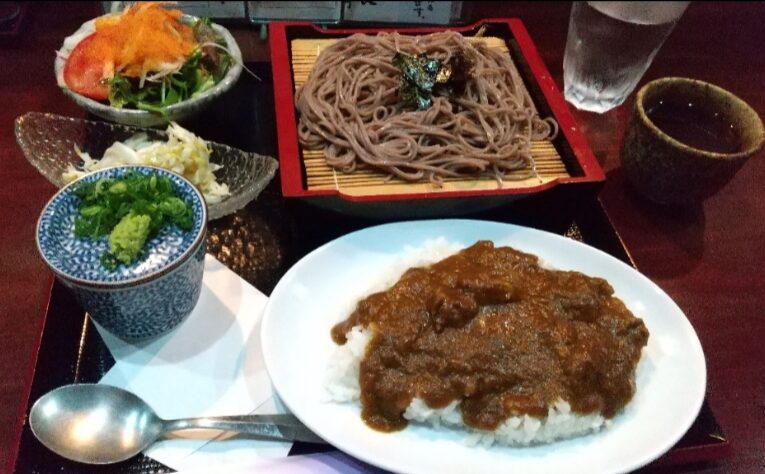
323;239;610;446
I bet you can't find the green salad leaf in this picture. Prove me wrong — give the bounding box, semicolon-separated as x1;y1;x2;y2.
73;172;194;270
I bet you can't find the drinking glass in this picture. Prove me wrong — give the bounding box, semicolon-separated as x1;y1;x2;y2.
563;1;689;113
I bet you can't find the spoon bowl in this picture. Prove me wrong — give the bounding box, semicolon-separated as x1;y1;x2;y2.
30;384;164;464
30;384;324;464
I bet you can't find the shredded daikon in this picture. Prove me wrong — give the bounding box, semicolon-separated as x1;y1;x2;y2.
63;123;229;204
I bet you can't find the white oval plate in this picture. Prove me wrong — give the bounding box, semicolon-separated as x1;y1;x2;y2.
261;220;706;474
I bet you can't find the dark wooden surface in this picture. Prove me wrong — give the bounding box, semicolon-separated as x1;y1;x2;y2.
1;2;764;473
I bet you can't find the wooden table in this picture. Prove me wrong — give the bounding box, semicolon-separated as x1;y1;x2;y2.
2;2;763;472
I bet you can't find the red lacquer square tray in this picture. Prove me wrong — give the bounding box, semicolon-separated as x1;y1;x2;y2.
269;19;605;217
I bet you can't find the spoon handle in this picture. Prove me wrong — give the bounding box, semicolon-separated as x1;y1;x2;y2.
162;414;326;444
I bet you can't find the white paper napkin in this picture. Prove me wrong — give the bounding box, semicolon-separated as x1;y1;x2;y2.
97;254;293;472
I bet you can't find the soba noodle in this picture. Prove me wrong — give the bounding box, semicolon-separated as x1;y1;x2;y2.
296;31;558;185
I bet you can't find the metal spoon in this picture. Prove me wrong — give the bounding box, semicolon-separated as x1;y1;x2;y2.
30;384;324;464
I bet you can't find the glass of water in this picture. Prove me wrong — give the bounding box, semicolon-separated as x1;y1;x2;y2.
563;1;690;113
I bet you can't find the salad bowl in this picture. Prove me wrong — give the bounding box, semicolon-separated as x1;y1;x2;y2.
54;14;243;128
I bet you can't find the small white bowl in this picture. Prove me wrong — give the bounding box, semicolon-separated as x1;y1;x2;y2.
54;15;243;128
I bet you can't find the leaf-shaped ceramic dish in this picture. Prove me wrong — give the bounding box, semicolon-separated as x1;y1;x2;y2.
15;112;278;221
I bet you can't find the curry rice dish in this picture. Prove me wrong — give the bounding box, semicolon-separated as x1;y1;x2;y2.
326;240;649;446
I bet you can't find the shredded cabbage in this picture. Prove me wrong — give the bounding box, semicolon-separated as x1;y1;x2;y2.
63;123;230;204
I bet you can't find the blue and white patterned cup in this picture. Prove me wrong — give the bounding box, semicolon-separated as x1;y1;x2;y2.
36;165;207;341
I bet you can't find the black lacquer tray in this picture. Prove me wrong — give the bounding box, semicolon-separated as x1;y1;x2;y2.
12;63;729;474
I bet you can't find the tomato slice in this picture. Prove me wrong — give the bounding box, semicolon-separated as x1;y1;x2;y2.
63;33;110;101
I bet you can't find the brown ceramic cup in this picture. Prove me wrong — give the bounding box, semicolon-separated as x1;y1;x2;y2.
621;77;764;204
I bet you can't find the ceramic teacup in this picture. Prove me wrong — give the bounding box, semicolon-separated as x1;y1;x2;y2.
621;77;764;204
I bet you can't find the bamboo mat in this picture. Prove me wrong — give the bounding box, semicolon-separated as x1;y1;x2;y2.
291;37;568;196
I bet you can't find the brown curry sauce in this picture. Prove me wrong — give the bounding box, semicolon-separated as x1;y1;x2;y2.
331;241;649;432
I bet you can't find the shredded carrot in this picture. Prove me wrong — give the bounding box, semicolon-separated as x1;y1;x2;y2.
85;2;197;79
